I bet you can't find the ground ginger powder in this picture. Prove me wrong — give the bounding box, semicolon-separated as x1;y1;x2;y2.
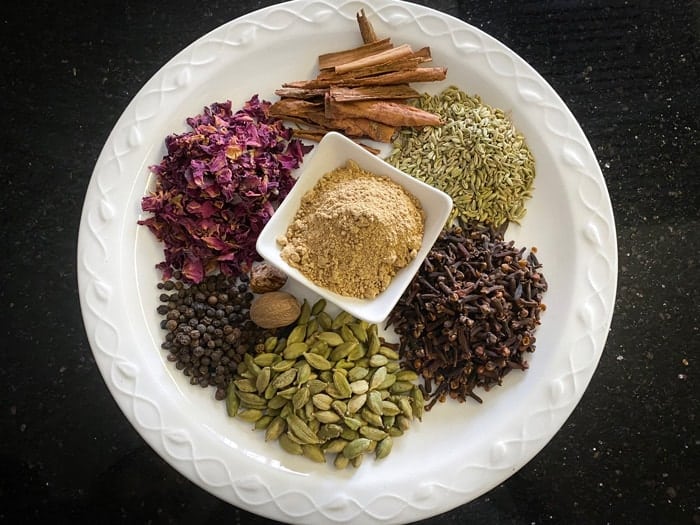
278;160;424;299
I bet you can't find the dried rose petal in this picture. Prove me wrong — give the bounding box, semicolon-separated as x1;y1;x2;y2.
138;95;312;283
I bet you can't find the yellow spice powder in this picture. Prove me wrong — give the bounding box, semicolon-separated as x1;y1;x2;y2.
278;160;424;299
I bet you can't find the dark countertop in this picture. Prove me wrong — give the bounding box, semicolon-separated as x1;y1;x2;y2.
1;1;698;523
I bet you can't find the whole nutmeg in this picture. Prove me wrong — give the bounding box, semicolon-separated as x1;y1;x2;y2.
249;291;300;329
249;262;288;293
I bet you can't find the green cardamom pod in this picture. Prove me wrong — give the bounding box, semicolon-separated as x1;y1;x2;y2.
316;331;345;347
382;400;402;417
347;393;367;414
329;341;357;362
340;324;357;343
233;378;257;393
287;414;321;444
271;368;297;389
271;359;295;372
317;311;332;330
396;370;419;382
332;370;352;398
369;366;387;390
360;407;384;428
283;341;308;360
331;311;354;330
322;438;348;455
347;343;367;361
375;436;393;460
390;381;414;394
294;361;312;386
253;352;279;367
264;336;278;352
265;416;286;442
369;354;389;368
243;353;261;377
314;410;341;424
351;453;364;469
331;399;347;417
411;386;425;421
311;298;327;316
343;416;363;431
368;331;380;356
348;366;369;382
317;423;343;441
279;433;303;455
237;408;264;422
312;393;333;411
349;379;369;395
334;453;350;469
302;444;326;463
378;346;400;360
303;352;332;371
267;395;288;410
307;379;328;395
292;385;310;412
225;384;239;417
342;438;371;459
254;415;274;430
255;366;271;394
376;373;396;390
237;391;267;409
366;390;384;415
348;322;368;343
298;299;311;325
398;397;413;419
359;426;388;441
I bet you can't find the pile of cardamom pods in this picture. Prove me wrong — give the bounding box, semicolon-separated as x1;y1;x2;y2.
225;298;423;468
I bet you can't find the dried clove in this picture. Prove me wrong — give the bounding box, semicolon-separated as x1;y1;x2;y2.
387;220;547;409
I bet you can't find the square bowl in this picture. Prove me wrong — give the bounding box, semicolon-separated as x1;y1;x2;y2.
256;131;453;324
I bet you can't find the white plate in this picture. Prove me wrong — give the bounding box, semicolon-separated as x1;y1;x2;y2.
77;1;617;523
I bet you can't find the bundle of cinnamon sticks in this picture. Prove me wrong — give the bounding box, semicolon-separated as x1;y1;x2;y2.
269;10;447;151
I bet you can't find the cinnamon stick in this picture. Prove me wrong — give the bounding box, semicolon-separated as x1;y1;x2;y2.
318;38;392;70
283;67;448;89
356;9;378;44
329;85;419;102
291;129;327;141
270;99;397;142
328;117;396;142
342;67;448;86
334;43;414;74
326;99;443;127
273;9;446;143
269;99;324;121
316;56;430;83
274;87;327;100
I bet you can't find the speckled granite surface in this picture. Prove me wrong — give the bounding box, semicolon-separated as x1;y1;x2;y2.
1;1;698;523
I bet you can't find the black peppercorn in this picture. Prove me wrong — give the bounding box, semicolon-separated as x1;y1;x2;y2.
155;273;277;403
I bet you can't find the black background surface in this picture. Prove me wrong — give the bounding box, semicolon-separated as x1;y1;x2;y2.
1;1;698;523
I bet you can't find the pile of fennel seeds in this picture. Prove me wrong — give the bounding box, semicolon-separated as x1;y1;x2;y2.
385;85;535;227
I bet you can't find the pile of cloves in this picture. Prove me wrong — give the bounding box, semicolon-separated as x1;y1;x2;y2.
386;220;547;409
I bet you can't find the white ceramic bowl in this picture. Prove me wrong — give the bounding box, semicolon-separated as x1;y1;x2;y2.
256;131;452;324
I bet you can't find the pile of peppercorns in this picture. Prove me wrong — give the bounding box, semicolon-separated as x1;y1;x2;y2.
156;271;276;400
